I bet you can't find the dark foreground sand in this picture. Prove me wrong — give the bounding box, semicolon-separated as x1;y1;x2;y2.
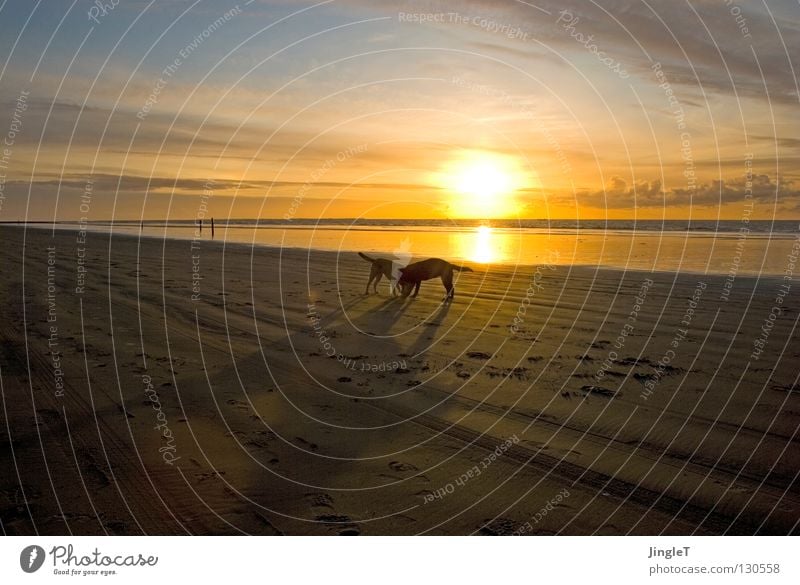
1;225;798;535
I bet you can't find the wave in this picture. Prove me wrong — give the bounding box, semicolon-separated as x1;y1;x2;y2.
31;218;800;235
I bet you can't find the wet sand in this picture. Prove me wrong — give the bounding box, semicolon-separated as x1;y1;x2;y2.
1;225;798;535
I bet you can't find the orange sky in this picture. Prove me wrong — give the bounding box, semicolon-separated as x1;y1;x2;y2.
0;0;798;221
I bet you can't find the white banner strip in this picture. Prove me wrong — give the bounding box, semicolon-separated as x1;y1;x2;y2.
1;536;796;584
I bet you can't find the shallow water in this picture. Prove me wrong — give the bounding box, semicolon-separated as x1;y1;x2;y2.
33;220;800;276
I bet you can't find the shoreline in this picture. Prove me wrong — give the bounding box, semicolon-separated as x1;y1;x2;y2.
16;219;800;239
12;223;799;280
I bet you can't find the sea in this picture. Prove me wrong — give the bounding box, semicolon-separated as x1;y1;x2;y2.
24;218;800;277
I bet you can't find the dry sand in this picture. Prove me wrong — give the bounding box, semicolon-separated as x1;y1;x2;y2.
1;225;798;535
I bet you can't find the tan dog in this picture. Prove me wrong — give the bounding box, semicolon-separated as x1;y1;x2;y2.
397;258;473;301
358;252;399;295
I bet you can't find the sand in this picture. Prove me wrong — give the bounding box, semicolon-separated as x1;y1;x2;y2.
0;225;798;535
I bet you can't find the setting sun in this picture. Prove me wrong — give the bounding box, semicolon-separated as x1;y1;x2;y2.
437;151;532;219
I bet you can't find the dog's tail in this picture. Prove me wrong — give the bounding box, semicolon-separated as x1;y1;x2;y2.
358;252;375;263
452;264;474;273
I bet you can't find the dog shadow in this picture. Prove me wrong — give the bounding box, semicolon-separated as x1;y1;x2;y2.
405;301;452;357
351;295;414;337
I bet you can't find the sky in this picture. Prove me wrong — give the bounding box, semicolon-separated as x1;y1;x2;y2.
0;0;798;221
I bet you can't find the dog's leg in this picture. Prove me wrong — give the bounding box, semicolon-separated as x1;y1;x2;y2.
365;266;378;294
412;282;421;298
373;272;382;294
442;271;454;301
383;268;394;295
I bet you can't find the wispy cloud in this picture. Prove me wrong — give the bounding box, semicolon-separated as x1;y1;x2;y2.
572;172;799;210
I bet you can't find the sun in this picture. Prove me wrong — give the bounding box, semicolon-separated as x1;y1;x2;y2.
437;151;531;218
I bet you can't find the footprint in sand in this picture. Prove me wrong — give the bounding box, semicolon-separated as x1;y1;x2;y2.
305;492;335;511
388;461;418;473
315;514;361;535
244;434;276;450
305;493;361;535
194;471;226;483
486;366;528;380
226;399;250;411
295;437;319;450
478;517;523;536
580;385;619;398
104;521;130;535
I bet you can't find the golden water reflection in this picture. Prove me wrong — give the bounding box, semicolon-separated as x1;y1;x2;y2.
68;222;800;275
451;226;518;264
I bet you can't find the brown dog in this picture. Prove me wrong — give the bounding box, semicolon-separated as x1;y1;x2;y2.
397;258;473;301
358;252;399;295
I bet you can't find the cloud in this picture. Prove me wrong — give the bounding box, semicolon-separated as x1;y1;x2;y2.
752;135;800;150
340;0;800;103
10;173;434;195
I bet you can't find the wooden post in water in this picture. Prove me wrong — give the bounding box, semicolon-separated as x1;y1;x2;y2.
211;217;215;239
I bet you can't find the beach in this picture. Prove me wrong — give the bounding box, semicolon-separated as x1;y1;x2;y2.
1;224;798;535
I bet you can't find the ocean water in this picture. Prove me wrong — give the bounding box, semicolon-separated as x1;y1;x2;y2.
29;219;800;276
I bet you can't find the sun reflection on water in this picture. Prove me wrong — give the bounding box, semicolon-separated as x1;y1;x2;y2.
452;225;514;264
